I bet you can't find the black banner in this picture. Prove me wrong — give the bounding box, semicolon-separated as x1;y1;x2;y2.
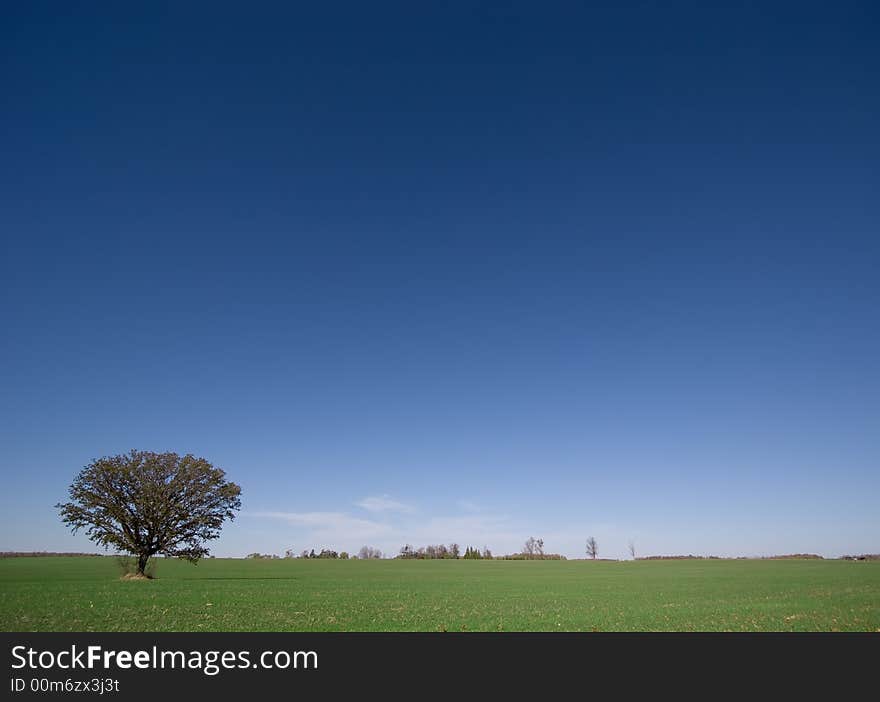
3;632;877;698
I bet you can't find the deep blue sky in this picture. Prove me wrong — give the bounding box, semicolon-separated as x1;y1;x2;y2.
2;2;878;558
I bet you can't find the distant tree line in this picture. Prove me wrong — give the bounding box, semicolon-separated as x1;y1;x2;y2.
397;543;462;559
261;538;574;561
0;552;105;559
253;547;380;559
638;554;723;560
258;549;876;562
247;537;825;562
394;539;569;560
292;549;350;559
501;536;566;560
394;544;498;559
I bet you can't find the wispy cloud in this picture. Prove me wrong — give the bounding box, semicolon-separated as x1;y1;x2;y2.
249;511;392;541
355;495;415;514
456;500;482;513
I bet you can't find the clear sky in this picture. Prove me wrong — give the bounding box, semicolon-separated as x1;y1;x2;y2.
2;2;878;559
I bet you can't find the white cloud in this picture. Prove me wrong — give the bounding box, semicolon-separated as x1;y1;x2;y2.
249;511;392;542
455;500;481;513
355;495;415;514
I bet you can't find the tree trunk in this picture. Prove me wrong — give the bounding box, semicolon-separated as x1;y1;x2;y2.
137;554;149;576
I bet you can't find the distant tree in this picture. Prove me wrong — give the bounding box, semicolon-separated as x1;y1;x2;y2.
450;543;461;559
309;549;316;559
358;545;382;559
56;450;241;577
628;540;636;560
300;549;310;559
339;551;349;560
586;536;598;560
482;547;492;559
284;549;296;559
523;537;547;559
399;544;415;559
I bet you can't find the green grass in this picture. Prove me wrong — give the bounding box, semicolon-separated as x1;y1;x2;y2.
1;557;878;631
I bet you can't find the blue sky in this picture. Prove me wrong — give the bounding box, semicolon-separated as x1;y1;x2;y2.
2;2;878;559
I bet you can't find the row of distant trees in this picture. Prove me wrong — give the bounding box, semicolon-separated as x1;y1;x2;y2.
293;549;350;559
261;537;608;561
396;543;497;559
250;546;385;560
252;542;875;562
399;543;459;559
395;537;599;560
498;536;564;560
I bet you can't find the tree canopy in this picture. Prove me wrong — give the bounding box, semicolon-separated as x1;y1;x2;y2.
57;450;241;576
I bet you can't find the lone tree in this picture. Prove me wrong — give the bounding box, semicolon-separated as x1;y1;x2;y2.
586;536;598;560
56;450;241;577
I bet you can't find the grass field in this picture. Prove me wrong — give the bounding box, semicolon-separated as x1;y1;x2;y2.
1;556;878;632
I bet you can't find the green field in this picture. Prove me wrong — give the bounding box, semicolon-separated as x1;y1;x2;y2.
1;557;878;632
